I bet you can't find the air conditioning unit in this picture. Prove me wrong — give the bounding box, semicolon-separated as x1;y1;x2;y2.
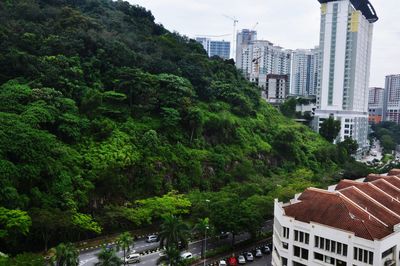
384;259;395;266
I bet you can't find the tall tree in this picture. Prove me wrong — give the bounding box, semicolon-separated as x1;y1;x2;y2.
319;117;341;143
159;215;189;250
52;243;79;266
337;138;358;156
96;247;122;266
116;232;133;265
192;218;209;259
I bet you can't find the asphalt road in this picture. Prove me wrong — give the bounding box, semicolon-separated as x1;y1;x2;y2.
79;220;274;266
79;238;159;266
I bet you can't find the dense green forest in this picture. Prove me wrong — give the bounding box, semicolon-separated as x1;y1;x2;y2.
0;0;363;255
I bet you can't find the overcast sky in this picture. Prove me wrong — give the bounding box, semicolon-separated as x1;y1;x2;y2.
130;0;399;87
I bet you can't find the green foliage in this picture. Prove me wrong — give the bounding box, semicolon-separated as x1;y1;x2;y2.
96;247;122;266
337;138;358;156
71;213;102;234
0;207;31;239
159;215;189;250
0;253;45;266
116;232;133;265
319;117;341;142
0;0;351;254
52;243;79;266
371;122;400;153
107;192;191;227
280;98;297;118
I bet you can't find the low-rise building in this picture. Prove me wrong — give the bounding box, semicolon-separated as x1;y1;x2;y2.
272;171;400;266
261;74;289;105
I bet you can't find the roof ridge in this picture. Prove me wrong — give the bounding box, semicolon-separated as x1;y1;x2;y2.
352;186;400;220
360;219;375;240
377;179;400;192
306;187;335;195
368;183;400;202
337;191;388;228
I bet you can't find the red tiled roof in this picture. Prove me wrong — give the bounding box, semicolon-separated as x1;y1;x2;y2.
371;179;400;198
388;169;400;176
282;169;400;241
283;188;392;240
339;186;400;226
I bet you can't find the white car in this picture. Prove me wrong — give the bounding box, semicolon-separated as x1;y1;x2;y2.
180;252;193;260
255;249;262;258
245;252;254;261
146;235;158;243
124;253;140;264
219;260;227;266
238;255;246;264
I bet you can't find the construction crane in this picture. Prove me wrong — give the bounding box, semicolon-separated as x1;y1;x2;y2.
195;34;231;38
223;14;239;59
252;55;263;75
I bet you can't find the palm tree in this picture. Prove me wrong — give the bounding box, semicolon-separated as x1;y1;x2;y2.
159;215;189;251
116;232;134;265
53;243;79;266
192;218;209;259
96;247;122;266
157;245;183;266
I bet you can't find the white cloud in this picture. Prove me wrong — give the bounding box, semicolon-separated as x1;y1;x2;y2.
130;0;399;87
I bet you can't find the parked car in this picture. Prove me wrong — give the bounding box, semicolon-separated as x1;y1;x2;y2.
228;256;238;266
255;249;262;258
146;235;158;243
219;231;230;239
245;252;254;261
124;253;141;264
262;245;270;254
180;252;193;260
238;255;246;264
219;259;227;266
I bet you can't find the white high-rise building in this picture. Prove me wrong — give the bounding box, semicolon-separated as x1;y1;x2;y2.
313;0;378;155
235;29;257;70
290;48;320;96
238;39;291;87
383;74;400;124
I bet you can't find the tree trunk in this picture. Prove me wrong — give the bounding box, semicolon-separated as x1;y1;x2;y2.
190;127;195;144
231;233;235;247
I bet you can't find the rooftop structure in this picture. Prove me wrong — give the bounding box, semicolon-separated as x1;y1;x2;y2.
317;0;378;23
272;169;400;266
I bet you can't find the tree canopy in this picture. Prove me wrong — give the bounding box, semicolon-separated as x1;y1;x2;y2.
0;0;363;254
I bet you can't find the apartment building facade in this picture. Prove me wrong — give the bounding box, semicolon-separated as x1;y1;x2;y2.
260;74;289;105
237;39;291;88
290;48;320;97
383;75;400;124
195;37;231;59
313;0;378;155
272;171;400;266
368;87;384;124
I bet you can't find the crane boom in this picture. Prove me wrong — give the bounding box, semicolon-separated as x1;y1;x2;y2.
222;14;239;59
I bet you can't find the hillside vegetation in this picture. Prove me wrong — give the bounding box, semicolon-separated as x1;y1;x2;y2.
0;0;357;253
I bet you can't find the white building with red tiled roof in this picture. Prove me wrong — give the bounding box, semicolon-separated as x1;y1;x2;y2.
272;170;400;266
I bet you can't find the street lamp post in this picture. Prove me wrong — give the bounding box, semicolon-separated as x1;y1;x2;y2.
204;199;210;266
204;226;209;266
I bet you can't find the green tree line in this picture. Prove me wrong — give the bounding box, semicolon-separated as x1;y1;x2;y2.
0;0;366;256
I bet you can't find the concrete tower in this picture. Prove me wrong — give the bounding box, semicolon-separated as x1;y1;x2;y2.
314;0;378;156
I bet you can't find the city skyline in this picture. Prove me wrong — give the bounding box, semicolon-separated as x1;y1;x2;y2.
130;0;399;88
